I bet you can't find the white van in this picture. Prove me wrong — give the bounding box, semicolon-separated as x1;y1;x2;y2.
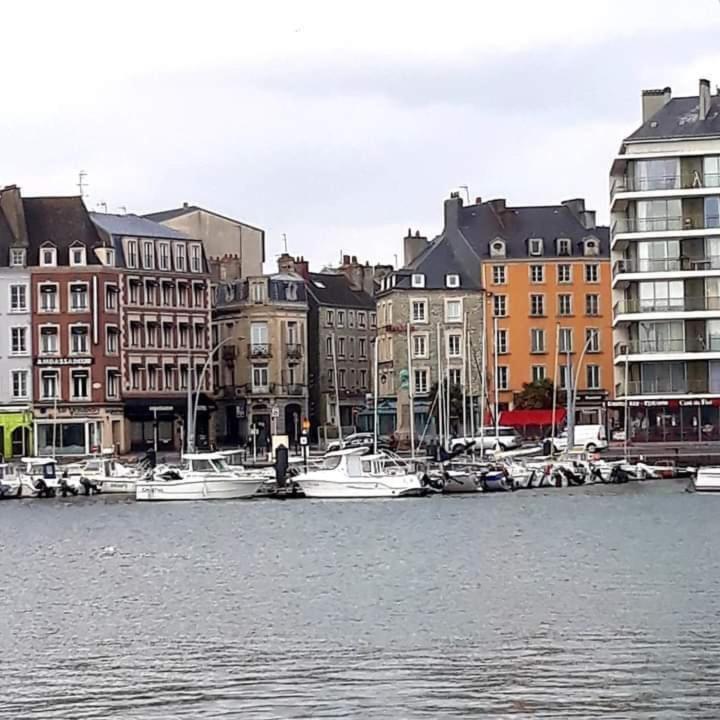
450;427;523;452
552;424;608;452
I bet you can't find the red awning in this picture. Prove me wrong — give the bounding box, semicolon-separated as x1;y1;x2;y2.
499;409;566;427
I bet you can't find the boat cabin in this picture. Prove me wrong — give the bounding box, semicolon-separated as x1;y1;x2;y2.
183;453;232;474
21;457;57;480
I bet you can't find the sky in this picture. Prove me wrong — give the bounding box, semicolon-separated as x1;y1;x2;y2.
3;0;720;271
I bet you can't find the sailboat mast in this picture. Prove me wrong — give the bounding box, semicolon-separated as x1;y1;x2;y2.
407;322;415;461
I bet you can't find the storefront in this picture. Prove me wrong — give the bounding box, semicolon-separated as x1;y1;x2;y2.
34;407;125;457
0;408;33;458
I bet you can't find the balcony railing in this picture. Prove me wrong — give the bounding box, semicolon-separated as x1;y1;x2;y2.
282;383;306;396
286;343;303;359
626;379;708;394
613;173;720;194
615;335;720;355
613;256;720;275
614;296;720;314
247;382;276;395
248;343;272;359
613;216;720;234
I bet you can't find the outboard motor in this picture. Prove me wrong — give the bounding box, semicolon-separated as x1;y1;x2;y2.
80;477;101;495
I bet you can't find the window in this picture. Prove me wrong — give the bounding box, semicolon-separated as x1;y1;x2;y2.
70;246;86;266
414;369;429;394
530;265;545;283
40;246;57;266
10;327;27;355
585;264;599;283
107;327;119;354
530;328;546;353
39;284;58;312
70;284;88;311
142;241;154;269
326;336;333;358
386;302;393;323
633;157;680;191
492;265;506;284
129;281;140;304
163;365;174;391
585;328;600;353
127;240;138;268
190;244;202;272
326;309;334;326
530;294;545;316
41;370;59;399
557;238;571;256
493;295;507;317
145;281;156;306
72;371;89;399
411;299;427;323
558;294;572;316
162;283;173;306
70;326;89;354
358;312;366;328
586;365;600;389
250;322;268;353
337;337;346;357
529;238;543;256
359;369;367;388
177;284;188;306
338;369;346;388
447;334;462;357
496;328;508;354
179;324;189;348
370;312;376;328
106;249;116;266
163;324;173;348
585;294;600;316
359;338;367;358
348;311;355;328
327;368;334;387
557;264;572;283
490;239;506;257
252;365;269;391
173;244;186;272
179;365;188;391
446;274;460;288
107;370;120;399
532;366;545;383
337;310;345;327
559;365;569;390
559;327;573;353
497;366;509;390
449;368;462;386
150;324;160;348
105;285;118;310
40;327;58;354
158;243;170;270
348;337;355;359
636;198;682;232
130;323;142;347
445;299;462;323
148;366;157;391
10;248;25;267
10;284;27;312
11;370;28;399
411;274;425;288
412;334;427;358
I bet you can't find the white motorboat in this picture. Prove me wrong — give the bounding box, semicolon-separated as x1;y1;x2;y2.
294;448;426;499
18;458;61;497
0;463;22;498
64;456;140;494
693;466;720;492
135;453;266;501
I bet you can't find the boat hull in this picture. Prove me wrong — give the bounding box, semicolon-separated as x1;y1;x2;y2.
136;476;264;501
297;476;425;499
694;468;720;493
100;478;137;494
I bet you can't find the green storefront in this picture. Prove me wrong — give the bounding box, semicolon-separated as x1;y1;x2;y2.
0;409;33;458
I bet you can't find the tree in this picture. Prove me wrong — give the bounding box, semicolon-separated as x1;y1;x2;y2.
514;379;554;409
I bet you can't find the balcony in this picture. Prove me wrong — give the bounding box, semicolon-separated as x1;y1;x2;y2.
625;379;708;395
247;382;276;395
613;173;720;194
614;296;720;315
613;256;720;276
613;215;720;234
247;343;272;359
615;335;720;356
286;343;303;360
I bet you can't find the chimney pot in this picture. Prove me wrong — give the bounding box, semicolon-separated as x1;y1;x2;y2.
475;196;482;204
700;78;712;120
183;201;189;208
641;86;672;122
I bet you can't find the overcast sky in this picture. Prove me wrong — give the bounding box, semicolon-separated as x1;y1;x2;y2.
3;0;720;270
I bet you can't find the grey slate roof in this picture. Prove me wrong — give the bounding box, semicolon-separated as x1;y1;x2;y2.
0;209;16;265
90;212;192;240
626;95;720;142
398;236;481;290
306;272;375;309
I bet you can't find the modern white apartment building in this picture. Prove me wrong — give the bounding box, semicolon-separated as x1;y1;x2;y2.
610;79;720;442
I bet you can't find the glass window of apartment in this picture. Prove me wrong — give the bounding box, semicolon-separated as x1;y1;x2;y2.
556;238;571;256
326;309;334;326
39;284;58;311
370;312;376;328
530;328;545;353
158;242;170;270
585;264;599;283
529;265;544;283
496;328;508;354
178;283;189;306
705;196;720;229
348;337;355;358
40;246;57;267
252;365;269;390
707;320;720;351
359;338;367;358
70;283;88;311
10;248;25;267
70;245;86;266
492;265;506;284
41;370;58;399
557;264;572;283
497;366;509;390
337;337;346;357
447;334;462;357
107;326;119;354
72;371;89;399
105;284;118;310
107;370;120;399
632;158;679;191
163;365;174;391
40;327;58;354
11;370;28;399
559;327;573;353
9;284;27;312
585;328;600;353
338;369;346;388
703;156;720;188
529;238;543;256
348;311;355;328
190;244;202;272
327;368;334;387
586;365;600;389
145;281;157;306
359;369;367;388
635;199;682;232
70;326;88;354
493;295;507;317
326;336;333;358
148;366;157;391
445;299;462;322
530;294;545;316
10;327;27;355
131;365;142;391
414;369;428;394
127;240;138;268
585;294;600;316
641;361;686;394
162;324;173;348
558;365;569;390
179;324;189;348
358;312;366;328
129;280;140;304
638;239;680;272
412;299;427;323
130;322;142;347
638;320;684;353
639;280;684;311
411;274;425;288
337;310;345;327
175;244;186;271
532;365;545;382
558;294;572;316
412;334;427;358
161;283;173;306
448;368;462;386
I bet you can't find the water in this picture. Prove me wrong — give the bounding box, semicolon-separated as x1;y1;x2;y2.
1;481;719;719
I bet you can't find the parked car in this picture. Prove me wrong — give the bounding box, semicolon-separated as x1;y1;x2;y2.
326;433;393;453
552;424;608;452
449;427;523;452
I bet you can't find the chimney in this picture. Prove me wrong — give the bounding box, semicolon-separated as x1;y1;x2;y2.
475;196;482;205
183;201;189;208
489;198;506;215
581;210;597;230
403;228;429;266
277;252;296;274
642;86;671;122
443;192;463;232
294;256;309;279
700;78;712;121
342;254;350;265
0;185;28;246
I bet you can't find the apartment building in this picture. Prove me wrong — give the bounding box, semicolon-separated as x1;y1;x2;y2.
610;78;720;442
479;198;611;423
213;255;308;448
91;214;212;451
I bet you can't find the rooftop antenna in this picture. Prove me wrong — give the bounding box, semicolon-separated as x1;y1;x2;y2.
459;185;470;204
77;170;88;198
96;202;108;212
282;233;288;253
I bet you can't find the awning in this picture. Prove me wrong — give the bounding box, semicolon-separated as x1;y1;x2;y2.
499;409;566;427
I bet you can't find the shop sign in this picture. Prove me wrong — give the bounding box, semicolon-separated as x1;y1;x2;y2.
35;357;93;366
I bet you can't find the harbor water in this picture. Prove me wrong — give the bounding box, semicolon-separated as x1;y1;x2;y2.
1;480;719;719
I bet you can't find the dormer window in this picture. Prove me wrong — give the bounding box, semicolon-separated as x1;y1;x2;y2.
9;248;25;267
143;241;154;269
528;238;544;256
556;238;571;256
70;245;86;266
411;273;425;288
445;274;460;288
490;238;506;257
583;237;599;256
40;245;57;267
